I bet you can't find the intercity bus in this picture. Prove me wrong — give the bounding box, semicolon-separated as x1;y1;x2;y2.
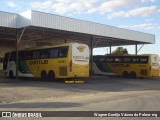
93;54;159;78
3;43;90;80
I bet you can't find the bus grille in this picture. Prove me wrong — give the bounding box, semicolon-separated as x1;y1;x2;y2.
59;67;67;76
140;69;147;76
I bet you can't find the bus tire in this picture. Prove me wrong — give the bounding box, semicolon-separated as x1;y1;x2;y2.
130;72;137;79
48;70;55;81
9;71;14;79
122;71;129;78
41;70;47;81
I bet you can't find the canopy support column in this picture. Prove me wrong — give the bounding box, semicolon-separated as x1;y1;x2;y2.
16;28;25;80
137;44;144;53
109;45;112;54
135;42;138;55
90;36;93;77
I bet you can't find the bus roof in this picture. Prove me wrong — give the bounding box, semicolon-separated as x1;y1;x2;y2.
94;54;158;57
21;42;83;51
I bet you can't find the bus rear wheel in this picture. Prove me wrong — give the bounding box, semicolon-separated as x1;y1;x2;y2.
48;70;55;81
122;71;129;78
41;70;47;81
130;72;137;79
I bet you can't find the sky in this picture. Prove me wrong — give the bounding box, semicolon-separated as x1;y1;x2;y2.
0;0;160;55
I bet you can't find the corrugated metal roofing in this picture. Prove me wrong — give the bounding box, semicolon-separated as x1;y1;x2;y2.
0;11;18;28
0;11;30;28
31;11;155;44
0;10;155;44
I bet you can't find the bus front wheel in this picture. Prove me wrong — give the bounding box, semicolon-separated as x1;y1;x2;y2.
122;71;129;78
130;72;137;79
41;70;47;81
48;70;55;81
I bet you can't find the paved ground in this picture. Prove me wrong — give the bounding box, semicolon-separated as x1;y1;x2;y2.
0;76;160;120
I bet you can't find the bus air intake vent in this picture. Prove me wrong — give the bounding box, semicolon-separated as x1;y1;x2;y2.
59;67;67;76
140;69;147;76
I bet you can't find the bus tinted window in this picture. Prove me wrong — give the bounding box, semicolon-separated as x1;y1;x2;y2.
123;57;130;63
9;52;16;61
40;49;50;59
33;50;40;59
114;57;122;63
140;56;148;64
19;51;25;60
59;47;68;58
3;53;9;70
0;58;3;63
50;48;58;58
107;57;114;63
26;51;33;60
131;57;139;63
99;57;105;62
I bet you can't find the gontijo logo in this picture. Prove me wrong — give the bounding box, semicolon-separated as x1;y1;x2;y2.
77;46;86;52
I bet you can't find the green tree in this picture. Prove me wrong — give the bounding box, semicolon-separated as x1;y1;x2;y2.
111;47;128;55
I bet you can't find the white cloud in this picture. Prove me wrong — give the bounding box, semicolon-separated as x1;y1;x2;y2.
28;0;159;15
129;6;160;17
132;23;160;30
107;11;129;19
51;0;99;14
98;0;158;14
7;1;16;8
7;1;20;9
30;0;53;9
119;23;160;30
107;6;160;19
29;0;99;14
20;10;31;19
141;0;157;2
145;18;155;22
98;0;142;14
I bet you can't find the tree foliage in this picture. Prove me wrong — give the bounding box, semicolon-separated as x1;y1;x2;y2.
111;47;128;55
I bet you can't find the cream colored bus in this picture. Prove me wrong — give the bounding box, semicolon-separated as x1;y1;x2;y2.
3;43;89;80
93;54;159;78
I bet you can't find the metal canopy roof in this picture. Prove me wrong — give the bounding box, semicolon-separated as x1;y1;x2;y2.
0;10;155;48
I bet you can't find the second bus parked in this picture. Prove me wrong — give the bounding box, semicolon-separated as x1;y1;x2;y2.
93;54;159;78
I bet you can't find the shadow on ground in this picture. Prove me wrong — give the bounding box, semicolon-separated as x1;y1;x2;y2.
0;75;160;93
0;102;82;108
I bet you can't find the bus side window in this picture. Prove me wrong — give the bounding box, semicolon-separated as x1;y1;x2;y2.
25;51;33;60
131;57;139;63
110;57;114;63
140;56;148;64
50;48;58;58
9;52;16;61
106;58;111;63
41;49;49;59
33;50;40;59
99;57;105;62
19;51;25;60
114;57;122;63
59;47;68;58
3;53;9;70
123;57;130;63
0;58;3;63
